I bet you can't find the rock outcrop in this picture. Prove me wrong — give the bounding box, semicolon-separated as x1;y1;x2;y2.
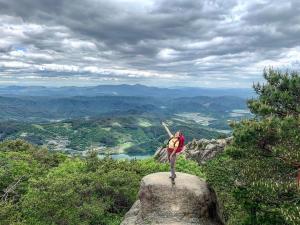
121;172;224;225
153;145;169;162
154;137;232;164
184;137;232;164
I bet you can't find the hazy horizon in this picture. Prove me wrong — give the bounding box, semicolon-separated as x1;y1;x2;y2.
0;83;253;89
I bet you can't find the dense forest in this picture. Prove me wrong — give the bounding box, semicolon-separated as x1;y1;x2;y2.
0;69;299;225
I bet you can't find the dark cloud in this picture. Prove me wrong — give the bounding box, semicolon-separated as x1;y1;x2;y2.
0;0;299;87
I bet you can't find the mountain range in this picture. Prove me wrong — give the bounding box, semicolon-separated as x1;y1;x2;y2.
0;84;254;98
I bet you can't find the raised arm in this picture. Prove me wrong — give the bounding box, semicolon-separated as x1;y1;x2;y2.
162;122;173;138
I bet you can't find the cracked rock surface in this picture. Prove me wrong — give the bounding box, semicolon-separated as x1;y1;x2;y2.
121;172;224;225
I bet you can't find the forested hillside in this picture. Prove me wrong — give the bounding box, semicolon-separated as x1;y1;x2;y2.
0;95;250;156
0;140;203;225
0;95;248;122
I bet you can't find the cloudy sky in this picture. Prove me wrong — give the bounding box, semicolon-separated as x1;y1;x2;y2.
0;0;299;87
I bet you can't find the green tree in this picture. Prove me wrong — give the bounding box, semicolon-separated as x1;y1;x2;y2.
229;68;300;224
0;140;67;224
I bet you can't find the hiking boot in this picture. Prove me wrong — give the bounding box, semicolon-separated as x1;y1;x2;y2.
171;178;175;184
169;174;176;179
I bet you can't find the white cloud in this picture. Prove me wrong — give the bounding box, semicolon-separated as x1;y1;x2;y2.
157;48;179;60
9;50;54;61
62;39;97;50
37;64;80;72
0;61;31;68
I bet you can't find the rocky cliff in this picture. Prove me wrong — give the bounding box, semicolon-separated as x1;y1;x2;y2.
121;172;224;225
154;137;232;164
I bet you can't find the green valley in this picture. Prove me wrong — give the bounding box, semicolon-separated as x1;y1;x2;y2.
0;94;251;156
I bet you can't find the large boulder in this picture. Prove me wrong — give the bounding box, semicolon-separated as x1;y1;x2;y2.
121;172;224;225
154;137;232;164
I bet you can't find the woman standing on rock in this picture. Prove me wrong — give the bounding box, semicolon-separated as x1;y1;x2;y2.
162;122;185;181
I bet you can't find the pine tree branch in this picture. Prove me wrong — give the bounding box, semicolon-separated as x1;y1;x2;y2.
1;175;25;202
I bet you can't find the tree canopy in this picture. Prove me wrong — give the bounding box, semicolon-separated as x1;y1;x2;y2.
206;68;300;225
